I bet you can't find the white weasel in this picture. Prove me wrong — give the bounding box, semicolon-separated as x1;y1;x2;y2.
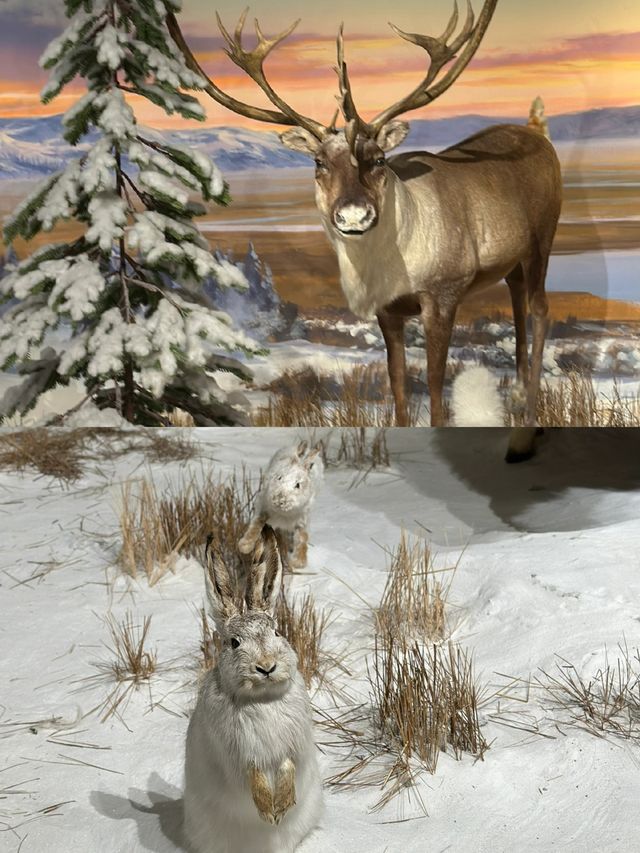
239;441;324;568
183;527;323;853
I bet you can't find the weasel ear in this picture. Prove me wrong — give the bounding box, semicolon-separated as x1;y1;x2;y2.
204;536;239;629
376;120;409;152
245;526;283;615
280;128;321;156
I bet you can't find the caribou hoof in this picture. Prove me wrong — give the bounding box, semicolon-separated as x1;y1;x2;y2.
504;447;536;464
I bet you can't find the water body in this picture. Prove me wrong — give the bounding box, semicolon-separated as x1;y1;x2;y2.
547;250;639;303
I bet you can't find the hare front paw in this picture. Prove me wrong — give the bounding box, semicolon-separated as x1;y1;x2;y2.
273;759;296;825
249;766;276;824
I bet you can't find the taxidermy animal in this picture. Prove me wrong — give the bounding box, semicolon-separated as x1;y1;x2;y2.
169;0;562;458
183;526;322;853
239;441;324;569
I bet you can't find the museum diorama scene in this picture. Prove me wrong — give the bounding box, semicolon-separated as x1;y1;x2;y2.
1;426;639;851
1;0;638;429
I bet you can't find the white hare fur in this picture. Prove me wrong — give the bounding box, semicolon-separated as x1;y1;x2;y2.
239;441;324;567
184;528;322;853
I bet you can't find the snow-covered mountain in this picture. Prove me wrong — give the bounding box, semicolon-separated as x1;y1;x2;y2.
1;105;638;180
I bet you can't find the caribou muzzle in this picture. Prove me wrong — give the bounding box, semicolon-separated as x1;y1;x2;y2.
332;199;378;235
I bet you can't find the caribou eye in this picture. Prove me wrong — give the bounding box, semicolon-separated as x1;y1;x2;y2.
374;157;385;167
315;158;327;171
230;638;240;649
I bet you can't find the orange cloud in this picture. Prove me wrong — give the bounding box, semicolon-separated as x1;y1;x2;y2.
0;28;638;131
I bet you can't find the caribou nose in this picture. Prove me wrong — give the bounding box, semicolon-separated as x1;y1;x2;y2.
256;662;277;676
334;202;376;233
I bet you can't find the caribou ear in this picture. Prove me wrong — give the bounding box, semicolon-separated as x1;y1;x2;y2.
376;120;410;152
245;526;283;616
280;127;321;156
204;535;239;629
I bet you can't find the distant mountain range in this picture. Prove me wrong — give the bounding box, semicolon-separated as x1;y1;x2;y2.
1;105;638;180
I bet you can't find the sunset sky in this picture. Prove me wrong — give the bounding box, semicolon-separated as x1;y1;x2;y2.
0;0;638;130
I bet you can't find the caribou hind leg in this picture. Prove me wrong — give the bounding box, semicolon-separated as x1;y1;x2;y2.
505;247;551;464
525;246;551;427
378;311;409;426
505;264;530;388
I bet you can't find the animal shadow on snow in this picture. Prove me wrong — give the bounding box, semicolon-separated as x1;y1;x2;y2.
428;427;640;532
91;774;185;852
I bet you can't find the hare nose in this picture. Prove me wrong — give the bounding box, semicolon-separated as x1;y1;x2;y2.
256;663;277;676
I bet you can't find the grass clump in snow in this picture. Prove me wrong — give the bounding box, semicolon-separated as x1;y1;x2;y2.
324;632;488;810
535;641;640;741
504;370;640;427
118;467;259;584
276;589;332;690
0;427;102;480
376;533;454;642
332;427;390;471
107;612;157;684
0;427;198;482
253;363;423;428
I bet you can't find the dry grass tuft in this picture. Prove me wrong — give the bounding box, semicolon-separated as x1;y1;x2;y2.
253;363;423;427
276;589;331;689
323;631;488;810
133;431;197;463
118;467;259;584
0;427;105;480
332;427;390;471
535;642;640;741
0;427;199;482
505;370;640;427
107;612;157;684
372;633;488;774
376;533;453;641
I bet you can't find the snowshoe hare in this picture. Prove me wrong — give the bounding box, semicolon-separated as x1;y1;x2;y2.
183;526;322;853
239;441;323;569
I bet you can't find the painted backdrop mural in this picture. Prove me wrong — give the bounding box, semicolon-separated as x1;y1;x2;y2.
0;0;639;426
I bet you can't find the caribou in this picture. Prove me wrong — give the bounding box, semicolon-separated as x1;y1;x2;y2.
168;2;562;459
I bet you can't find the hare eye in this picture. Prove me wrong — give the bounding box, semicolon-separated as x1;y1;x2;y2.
274;630;280;637
295;482;300;489
230;638;240;649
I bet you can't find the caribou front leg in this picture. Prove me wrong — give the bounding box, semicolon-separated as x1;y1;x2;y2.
377;311;408;426
420;297;457;427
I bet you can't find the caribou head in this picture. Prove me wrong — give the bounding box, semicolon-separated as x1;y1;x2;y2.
168;2;498;240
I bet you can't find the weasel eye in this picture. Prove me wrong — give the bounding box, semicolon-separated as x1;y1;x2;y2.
230;638;240;649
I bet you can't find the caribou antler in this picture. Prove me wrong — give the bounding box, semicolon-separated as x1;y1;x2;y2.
167;7;326;140
368;0;498;136
335;24;368;164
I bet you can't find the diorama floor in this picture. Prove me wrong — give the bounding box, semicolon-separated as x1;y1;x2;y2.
1;427;639;852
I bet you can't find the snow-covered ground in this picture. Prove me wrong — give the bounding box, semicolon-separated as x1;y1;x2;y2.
1;427;639;852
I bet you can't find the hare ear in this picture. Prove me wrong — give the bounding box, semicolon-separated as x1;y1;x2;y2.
303;445;322;470
295;440;309;459
245;525;283;615
204;535;239;628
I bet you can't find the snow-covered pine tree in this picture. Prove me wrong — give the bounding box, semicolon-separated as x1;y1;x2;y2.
0;0;259;425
